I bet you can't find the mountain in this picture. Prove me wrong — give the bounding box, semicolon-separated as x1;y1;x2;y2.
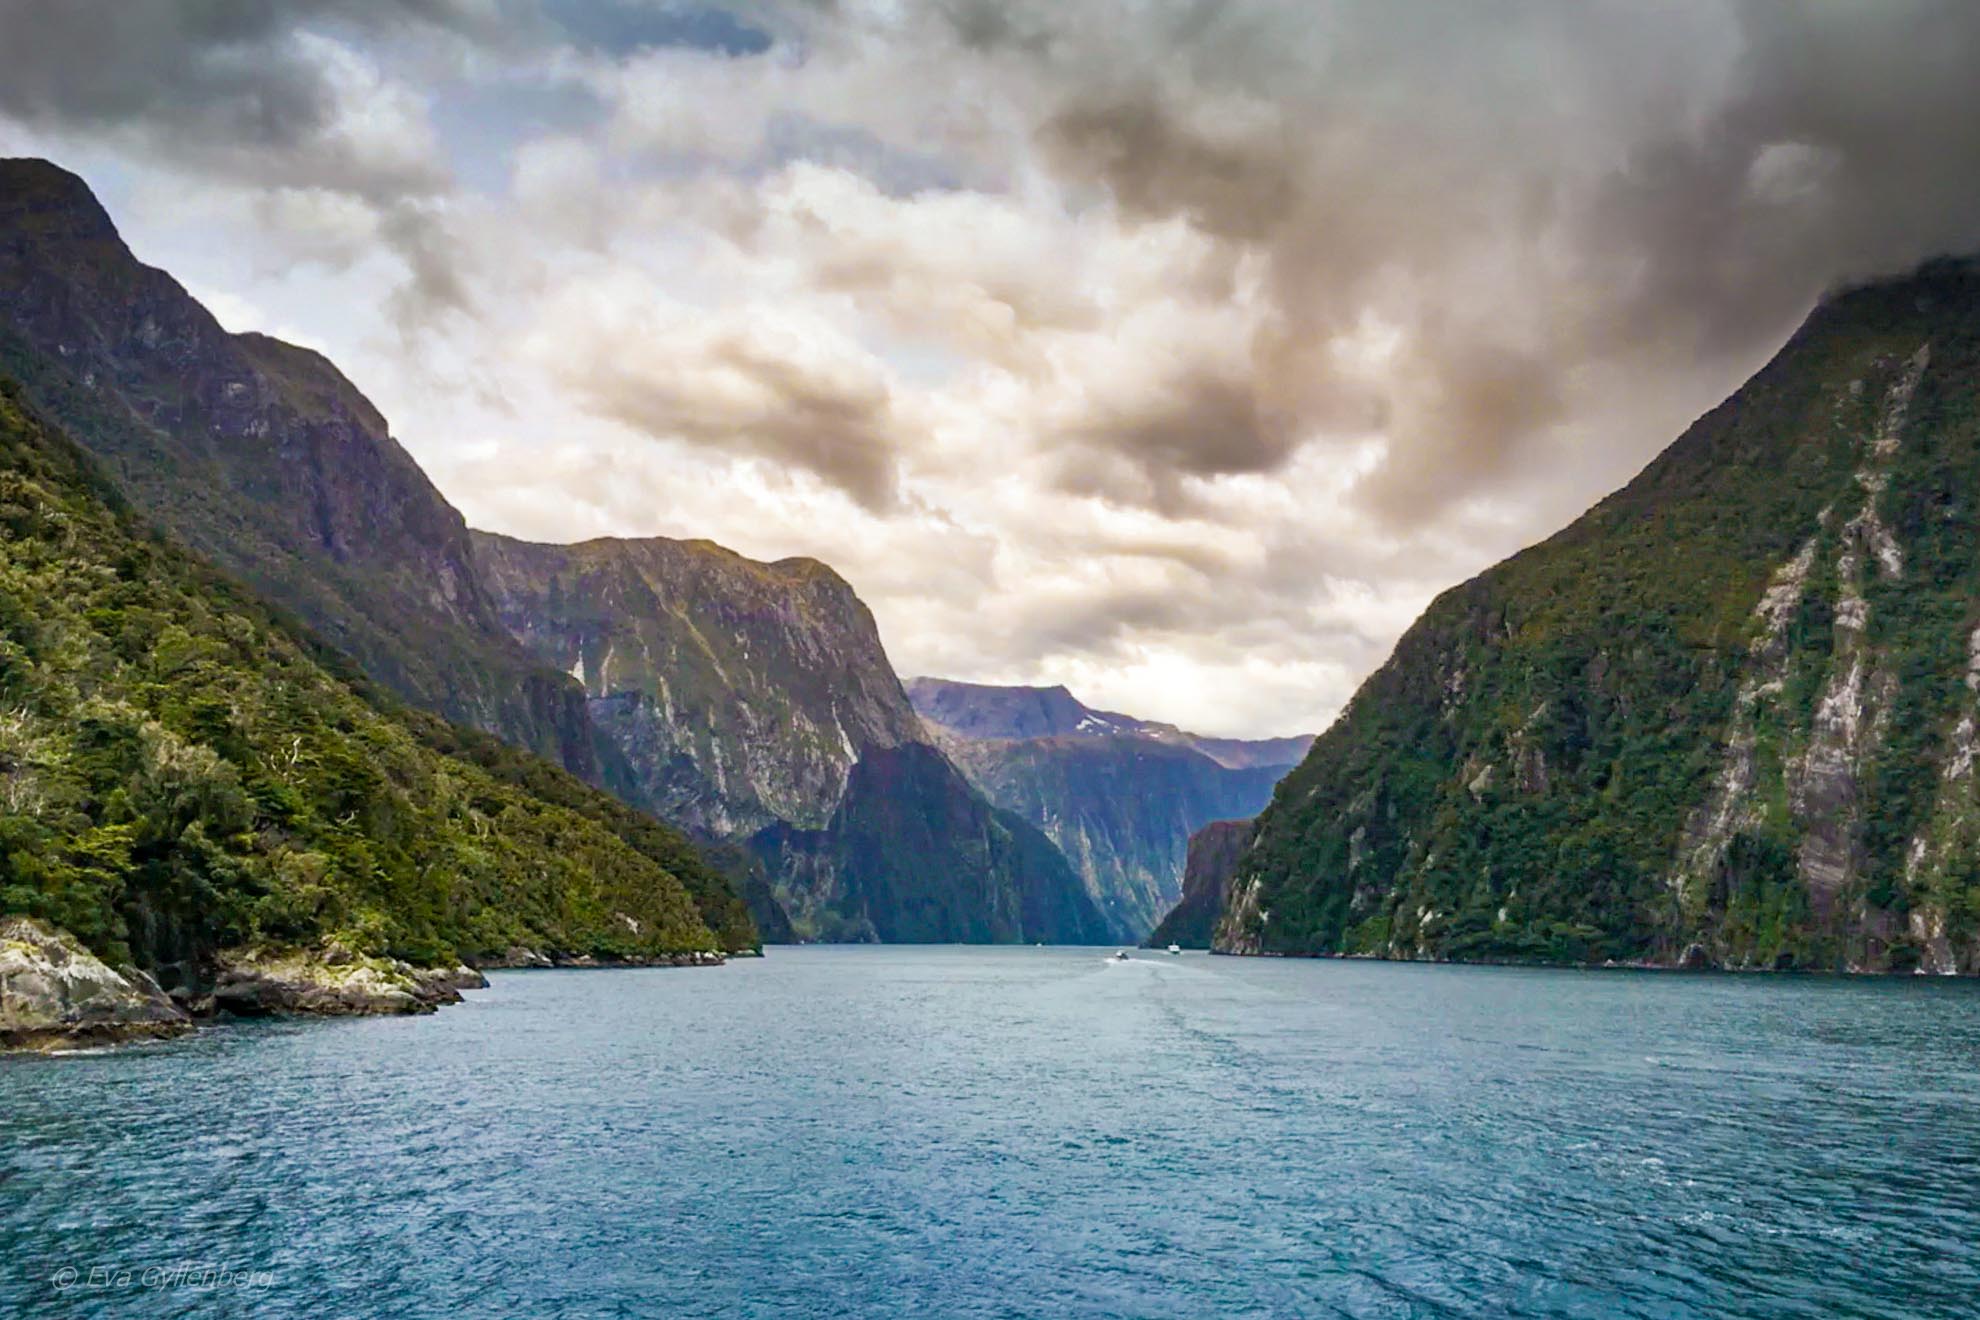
469;534;1111;943
0;377;730;999
908;678;1308;938
905;678;1311;768
1218;258;1980;975
1146;819;1254;949
0;158;765;949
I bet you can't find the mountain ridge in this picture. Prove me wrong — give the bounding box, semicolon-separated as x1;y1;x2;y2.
906;676;1312;769
0;157;627;784
0;156;1111;950
910;677;1307;938
0;375;735;998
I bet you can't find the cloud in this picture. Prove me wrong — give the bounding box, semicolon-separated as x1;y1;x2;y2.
921;0;1980;520
532;282;906;510
0;1;479;327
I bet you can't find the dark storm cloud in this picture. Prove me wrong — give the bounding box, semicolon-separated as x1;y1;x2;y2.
550;309;906;512
1582;1;1980;360
0;0;484;186
929;0;1980;521
1038;98;1295;243
541;0;771;57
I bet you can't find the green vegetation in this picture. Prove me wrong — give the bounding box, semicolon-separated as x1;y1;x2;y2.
0;382;728;976
1232;261;1980;973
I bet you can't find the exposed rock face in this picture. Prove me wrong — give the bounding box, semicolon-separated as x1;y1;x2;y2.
209;946;487;1018
477;947;723;969
472;532;924;836
0;917;188;1048
1146;819;1254;949
469;536;1110;944
911;679;1306;940
207;945;721;1016
0;158;608;784
1221;258;1980;975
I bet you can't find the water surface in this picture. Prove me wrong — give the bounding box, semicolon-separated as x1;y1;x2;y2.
4;948;1978;1317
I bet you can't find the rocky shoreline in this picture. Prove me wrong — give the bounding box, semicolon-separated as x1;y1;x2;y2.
479;947;731;970
2;916;737;1054
1204;943;1964;976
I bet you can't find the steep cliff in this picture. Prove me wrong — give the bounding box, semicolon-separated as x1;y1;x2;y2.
473;533;925;836
1146;819;1253;950
470;534;1110;943
1222;259;1980;974
910;678;1305;939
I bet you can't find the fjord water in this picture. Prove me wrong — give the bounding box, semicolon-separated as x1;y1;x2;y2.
4;950;1977;1318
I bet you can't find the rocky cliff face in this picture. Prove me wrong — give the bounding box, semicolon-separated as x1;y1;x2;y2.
472;532;925;836
469;535;1110;943
1222;259;1980;975
1146;820;1253;950
0;158;606;781
910;678;1305;939
1;917;189;1050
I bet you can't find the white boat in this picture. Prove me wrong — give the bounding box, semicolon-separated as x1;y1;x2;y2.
1167;944;1181;955
1113;950;1130;961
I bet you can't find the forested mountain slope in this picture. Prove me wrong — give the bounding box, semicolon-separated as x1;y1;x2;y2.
0;383;738;992
1221;260;1980;975
0;158;615;782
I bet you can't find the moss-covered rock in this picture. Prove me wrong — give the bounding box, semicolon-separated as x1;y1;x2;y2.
208;944;485;1017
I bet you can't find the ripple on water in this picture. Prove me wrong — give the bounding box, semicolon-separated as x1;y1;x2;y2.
3;950;1979;1318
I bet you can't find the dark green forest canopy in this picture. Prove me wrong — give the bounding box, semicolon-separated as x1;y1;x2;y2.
0;381;751;978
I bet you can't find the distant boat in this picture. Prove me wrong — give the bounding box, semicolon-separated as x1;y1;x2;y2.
1167;944;1181;955
1113;950;1130;961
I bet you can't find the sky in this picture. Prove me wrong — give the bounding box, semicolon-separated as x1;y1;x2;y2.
3;1;1980;738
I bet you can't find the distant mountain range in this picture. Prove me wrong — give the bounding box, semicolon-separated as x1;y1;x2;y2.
908;678;1309;939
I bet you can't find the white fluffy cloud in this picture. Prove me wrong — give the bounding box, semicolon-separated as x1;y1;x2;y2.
5;1;1980;737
